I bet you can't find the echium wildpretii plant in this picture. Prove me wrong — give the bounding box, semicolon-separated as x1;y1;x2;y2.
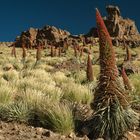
124;45;131;61
121;67;132;91
74;45;78;57
80;46;83;57
54;47;57;56
36;45;42;62
11;46;16;58
83;9;138;140
58;46;61;57
51;46;54;57
22;44;26;63
86;54;93;82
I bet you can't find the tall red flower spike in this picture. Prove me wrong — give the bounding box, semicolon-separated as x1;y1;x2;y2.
121;67;132;90
125;45;131;61
80;47;83;57
58;47;61;57
51;46;54;57
87;54;93;81
74;45;78;57
96;8;118;81
36;45;42;61
22;45;26;59
83;9;138;140
92;9;129;111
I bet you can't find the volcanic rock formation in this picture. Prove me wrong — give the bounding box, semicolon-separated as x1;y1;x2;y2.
87;5;140;47
14;25;72;48
13;5;140;48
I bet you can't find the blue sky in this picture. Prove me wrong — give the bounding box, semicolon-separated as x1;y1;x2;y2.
0;0;140;41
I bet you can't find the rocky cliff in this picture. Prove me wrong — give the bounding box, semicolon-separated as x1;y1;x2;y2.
87;5;140;47
14;25;72;48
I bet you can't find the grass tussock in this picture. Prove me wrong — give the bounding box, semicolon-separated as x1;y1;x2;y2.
62;81;92;104
40;103;75;135
2;70;19;81
0;85;14;105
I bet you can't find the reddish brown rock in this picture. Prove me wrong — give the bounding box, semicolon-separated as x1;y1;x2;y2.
87;5;140;47
104;5;139;38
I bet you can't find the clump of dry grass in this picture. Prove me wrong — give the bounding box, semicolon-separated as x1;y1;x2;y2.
52;71;68;84
0;84;14;105
62;81;92;104
129;73;140;104
3;101;31;122
71;70;87;83
2;70;19;81
39;103;75;135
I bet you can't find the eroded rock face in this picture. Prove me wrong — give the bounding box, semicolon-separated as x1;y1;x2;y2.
87;5;140;47
14;28;38;48
104;5;140;47
14;25;97;49
38;25;70;42
104;5;139;38
28;27;38;46
14;25;71;48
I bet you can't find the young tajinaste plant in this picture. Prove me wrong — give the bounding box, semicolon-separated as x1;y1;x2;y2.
125;45;131;61
11;46;17;58
86;54;93;82
121;67;132;91
36;45;42;62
